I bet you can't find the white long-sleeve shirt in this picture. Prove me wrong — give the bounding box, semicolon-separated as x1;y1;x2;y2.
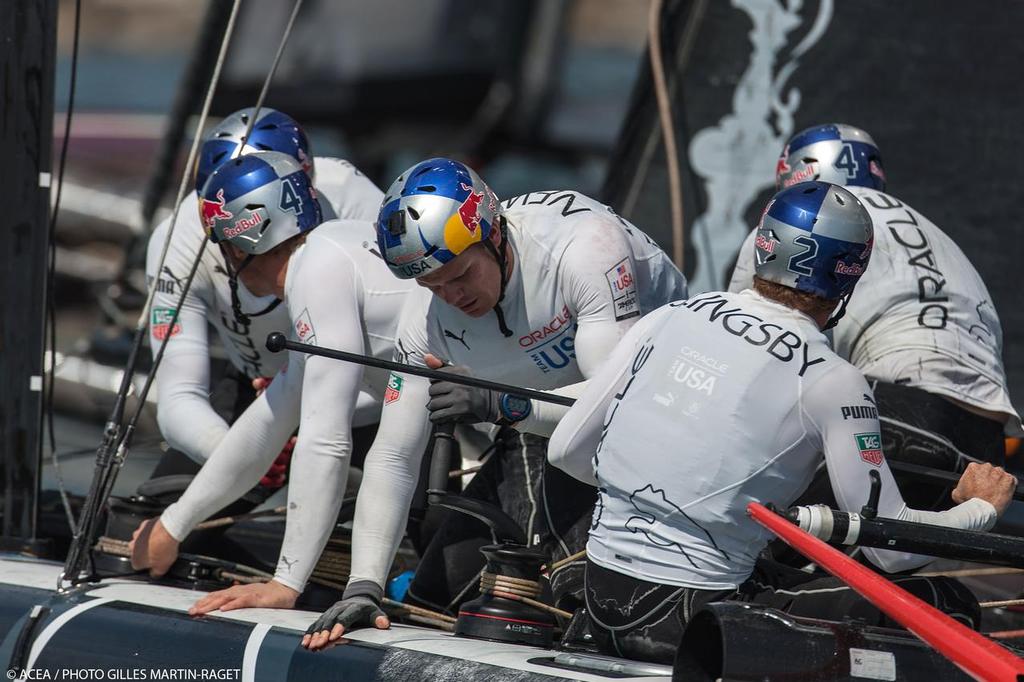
728;187;1022;437
548;290;996;590
145;157;385;463
348;191;689;590
160;219;414;592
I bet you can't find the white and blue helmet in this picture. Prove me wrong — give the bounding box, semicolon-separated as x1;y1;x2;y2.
200;151;322;256
753;181;873;301
376;158;501;280
195;108;314;193
776;123;885;191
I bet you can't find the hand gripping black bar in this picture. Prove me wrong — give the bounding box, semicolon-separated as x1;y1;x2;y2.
266;332;575;407
888;460;1024;502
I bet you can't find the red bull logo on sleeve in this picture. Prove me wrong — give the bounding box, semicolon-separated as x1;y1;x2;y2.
443;182;486;255
200;188;233;235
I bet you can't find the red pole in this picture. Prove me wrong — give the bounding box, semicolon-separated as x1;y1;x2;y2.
748;502;1024;681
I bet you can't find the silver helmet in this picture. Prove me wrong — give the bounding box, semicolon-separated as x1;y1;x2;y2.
194;107;314;193
776;123;885;191
200;151;322;256
753;181;873;301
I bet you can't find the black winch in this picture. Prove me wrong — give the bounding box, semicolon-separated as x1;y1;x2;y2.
455;544;555;647
426;424;557;648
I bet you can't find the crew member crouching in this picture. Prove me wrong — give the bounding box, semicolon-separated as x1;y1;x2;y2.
548;181;1017;665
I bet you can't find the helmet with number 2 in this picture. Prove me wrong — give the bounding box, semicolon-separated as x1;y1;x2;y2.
776;123;885;191
753;181;873;301
200;151;322;256
376;158;501;279
194;108;314;193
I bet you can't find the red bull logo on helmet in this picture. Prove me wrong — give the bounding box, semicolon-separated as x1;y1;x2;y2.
780;162;818;188
869;159;886;182
200;188;233;235
458;182;484;233
443;182;486;255
755;233;778;254
222;209;267;239
834;261;865;276
775;146;791;180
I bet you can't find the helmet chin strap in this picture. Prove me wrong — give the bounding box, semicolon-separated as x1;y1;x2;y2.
482;215;514;338
219;245;284;327
822;291;852;331
227;254;255;326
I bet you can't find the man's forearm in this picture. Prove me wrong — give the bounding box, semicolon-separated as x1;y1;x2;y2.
161;391;296;541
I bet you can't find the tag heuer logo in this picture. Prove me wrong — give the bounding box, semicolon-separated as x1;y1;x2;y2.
384;373;403;405
855;432;883;466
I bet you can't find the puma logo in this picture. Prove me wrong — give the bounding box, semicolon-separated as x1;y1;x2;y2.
279;555;298;572
444;328;470;350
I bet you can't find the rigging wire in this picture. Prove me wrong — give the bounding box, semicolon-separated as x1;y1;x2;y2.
59;0;244;589
647;0;686;270
124;0;306;437
237;0;304;146
63;0;307;588
42;0;83;536
87;0;249;553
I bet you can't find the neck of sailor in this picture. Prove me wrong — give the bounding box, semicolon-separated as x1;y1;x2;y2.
227;242;294;299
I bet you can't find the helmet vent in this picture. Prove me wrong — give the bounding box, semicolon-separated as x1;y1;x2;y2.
240;114;250;124
255;143;272;150
416;185;436;192
407;207;421;220
802;186;817;194
834;194;846;206
802;157;817;164
212;152;228;165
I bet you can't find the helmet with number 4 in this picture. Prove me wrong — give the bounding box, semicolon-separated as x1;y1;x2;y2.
194;107;314;193
200;151;322;255
375;158;502;279
776;123;885;191
753;181;873;301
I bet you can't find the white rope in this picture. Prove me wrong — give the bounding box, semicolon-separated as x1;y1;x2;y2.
647;0;685;270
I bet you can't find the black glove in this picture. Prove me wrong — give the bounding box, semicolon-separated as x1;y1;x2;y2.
426;364;499;424
305;580;386;637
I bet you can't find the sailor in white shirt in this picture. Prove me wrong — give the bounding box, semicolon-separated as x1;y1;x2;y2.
303;157;688;650
144;108;383;491
729;124;1022;510
131;152;413;615
548;182;1017;665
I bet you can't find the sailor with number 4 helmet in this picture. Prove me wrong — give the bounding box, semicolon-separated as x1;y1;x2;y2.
145;108;384;479
731;123;1023;512
130;151;414;616
302;158;688;650
547;181;1018;665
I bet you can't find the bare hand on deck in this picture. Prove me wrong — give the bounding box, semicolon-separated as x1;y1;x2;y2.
189;580;298;616
952;462;1018;516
